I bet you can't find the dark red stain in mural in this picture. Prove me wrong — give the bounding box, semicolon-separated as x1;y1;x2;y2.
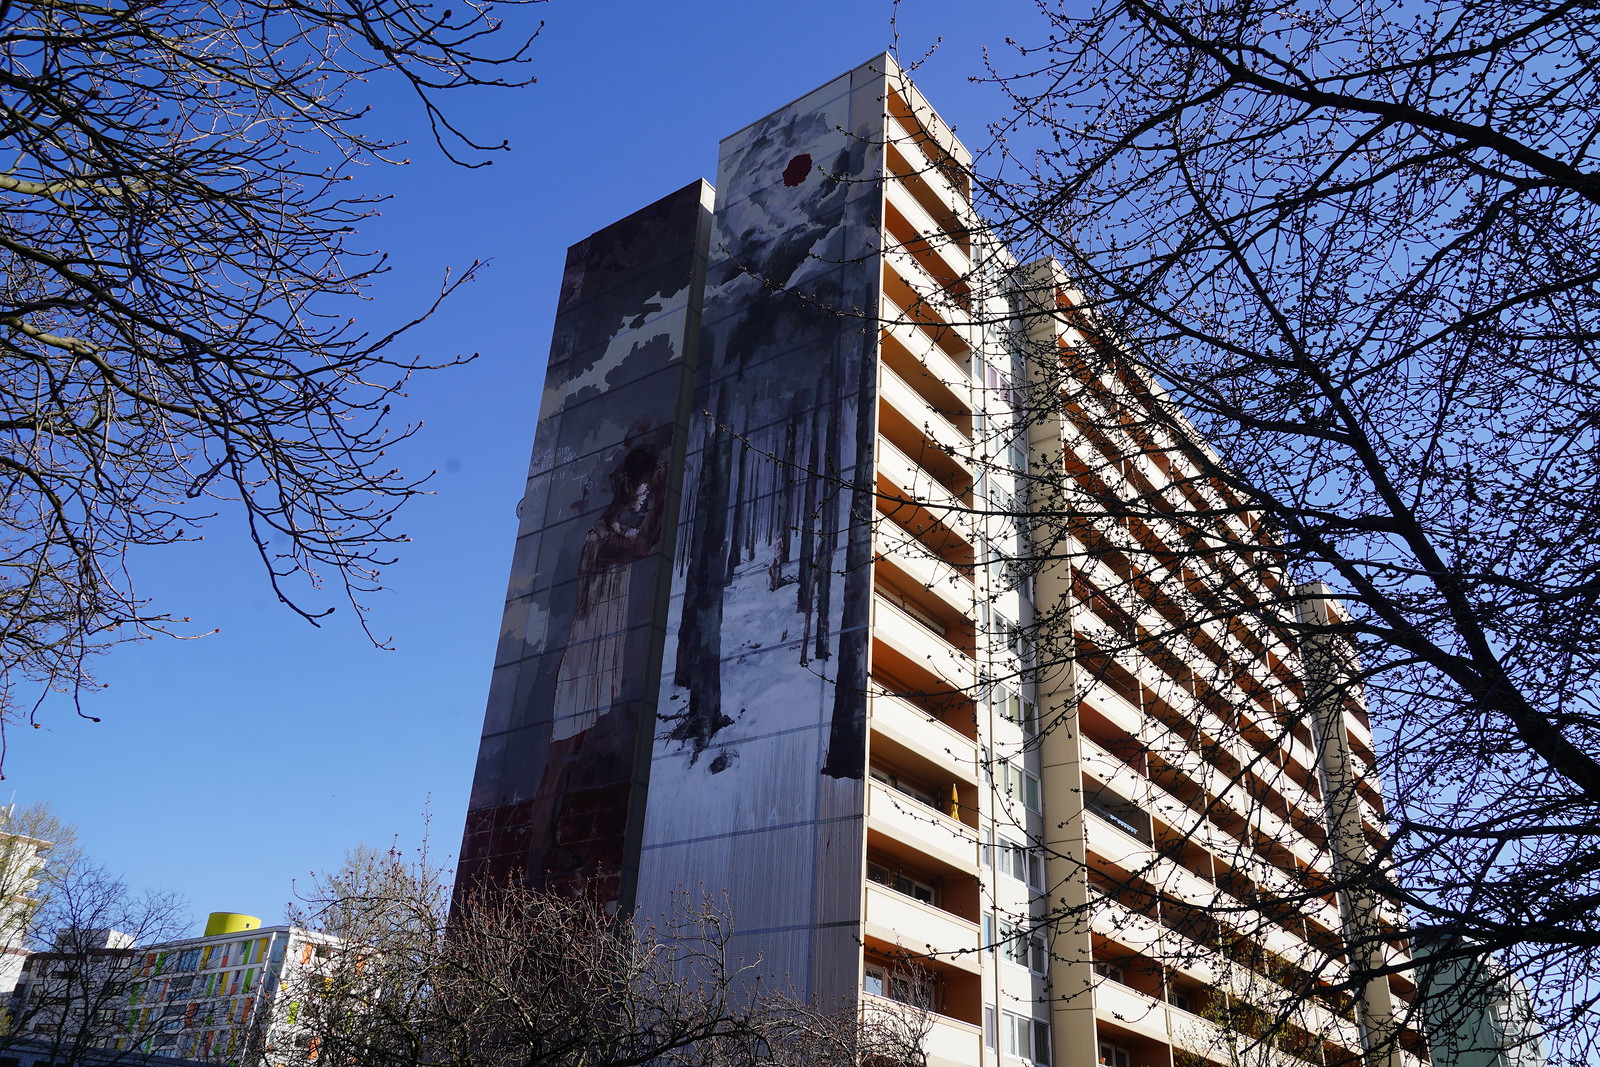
782;153;812;187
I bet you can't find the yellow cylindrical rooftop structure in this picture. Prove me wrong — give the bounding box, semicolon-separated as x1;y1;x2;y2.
204;912;261;937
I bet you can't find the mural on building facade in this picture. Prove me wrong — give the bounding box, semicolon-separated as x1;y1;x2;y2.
634;63;889;1002
456;181;712;904
458;58;902;1003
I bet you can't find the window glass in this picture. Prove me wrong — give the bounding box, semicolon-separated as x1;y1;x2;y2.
1002;1011;1051;1065
1028;934;1048;975
864;967;886;998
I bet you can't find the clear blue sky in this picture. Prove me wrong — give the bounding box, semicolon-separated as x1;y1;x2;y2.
11;1;1044;934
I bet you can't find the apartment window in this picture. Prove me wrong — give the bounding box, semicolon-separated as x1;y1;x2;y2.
984;1006;997;1050
986;542;1009;588
870;767;940;810
1002;1011;1050;1066
984;364;1009;409
867;861;935;906
988;482;1017;517
997;617;1035;675
993;686;1038;737
1094;960;1126;985
998;836;1044;891
1098;1041;1131;1067
1008;434;1028;473
1171;990;1191;1013
998;920;1048;975
864;964;930;1008
997;757;1042;813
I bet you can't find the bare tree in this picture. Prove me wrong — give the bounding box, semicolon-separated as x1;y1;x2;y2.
0;0;543;733
4;859;189;1065
955;0;1600;1063
287;844;929;1067
0;801;78;970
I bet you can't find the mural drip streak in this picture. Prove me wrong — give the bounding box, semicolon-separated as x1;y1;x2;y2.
636;65;888;1005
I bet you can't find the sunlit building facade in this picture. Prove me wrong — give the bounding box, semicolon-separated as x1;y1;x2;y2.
458;53;1422;1067
11;912;333;1067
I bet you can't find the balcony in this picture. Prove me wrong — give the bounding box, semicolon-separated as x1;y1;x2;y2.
1085;807;1160;872
866;777;979;874
881;267;971;373
869;692;978;786
1095;976;1172;1045
862;991;981;1067
885;175;968;263
884;244;969;320
872;593;977;698
1088;891;1168;966
879;363;972;484
874;515;973;620
876;438;972;543
1079;684;1144;739
1344;707;1375;755
880;295;972;410
863;881;981;975
1081;736;1151;809
884;193;971;312
884;117;971;222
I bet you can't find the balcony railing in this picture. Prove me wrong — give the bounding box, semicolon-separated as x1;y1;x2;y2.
866;778;979;873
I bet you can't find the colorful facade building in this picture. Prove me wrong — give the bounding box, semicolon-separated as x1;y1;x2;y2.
457;53;1423;1067
10;912;334;1067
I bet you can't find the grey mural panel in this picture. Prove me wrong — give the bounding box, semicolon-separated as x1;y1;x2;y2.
636;62;889;1003
457;181;714;906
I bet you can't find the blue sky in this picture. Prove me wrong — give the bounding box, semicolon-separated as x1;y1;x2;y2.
12;1;1043;933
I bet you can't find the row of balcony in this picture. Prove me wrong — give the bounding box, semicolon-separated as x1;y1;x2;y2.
1056;410;1289;633
1075;647;1328;860
1093;973;1337;1067
1084;811;1334;987
1078;682;1329;877
1067;550;1321;795
1056;465;1304;739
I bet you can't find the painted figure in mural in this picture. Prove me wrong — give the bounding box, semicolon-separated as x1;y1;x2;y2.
526;435;671;885
551;444;668;740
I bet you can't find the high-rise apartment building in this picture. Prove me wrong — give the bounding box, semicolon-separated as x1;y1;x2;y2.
457;53;1422;1067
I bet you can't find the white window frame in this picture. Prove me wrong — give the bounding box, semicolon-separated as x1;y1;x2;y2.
1002;1010;1051;1066
1098;1040;1131;1067
998;836;1045;891
997;920;1049;976
993;686;1038;738
864;964;887;999
998;757;1042;813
